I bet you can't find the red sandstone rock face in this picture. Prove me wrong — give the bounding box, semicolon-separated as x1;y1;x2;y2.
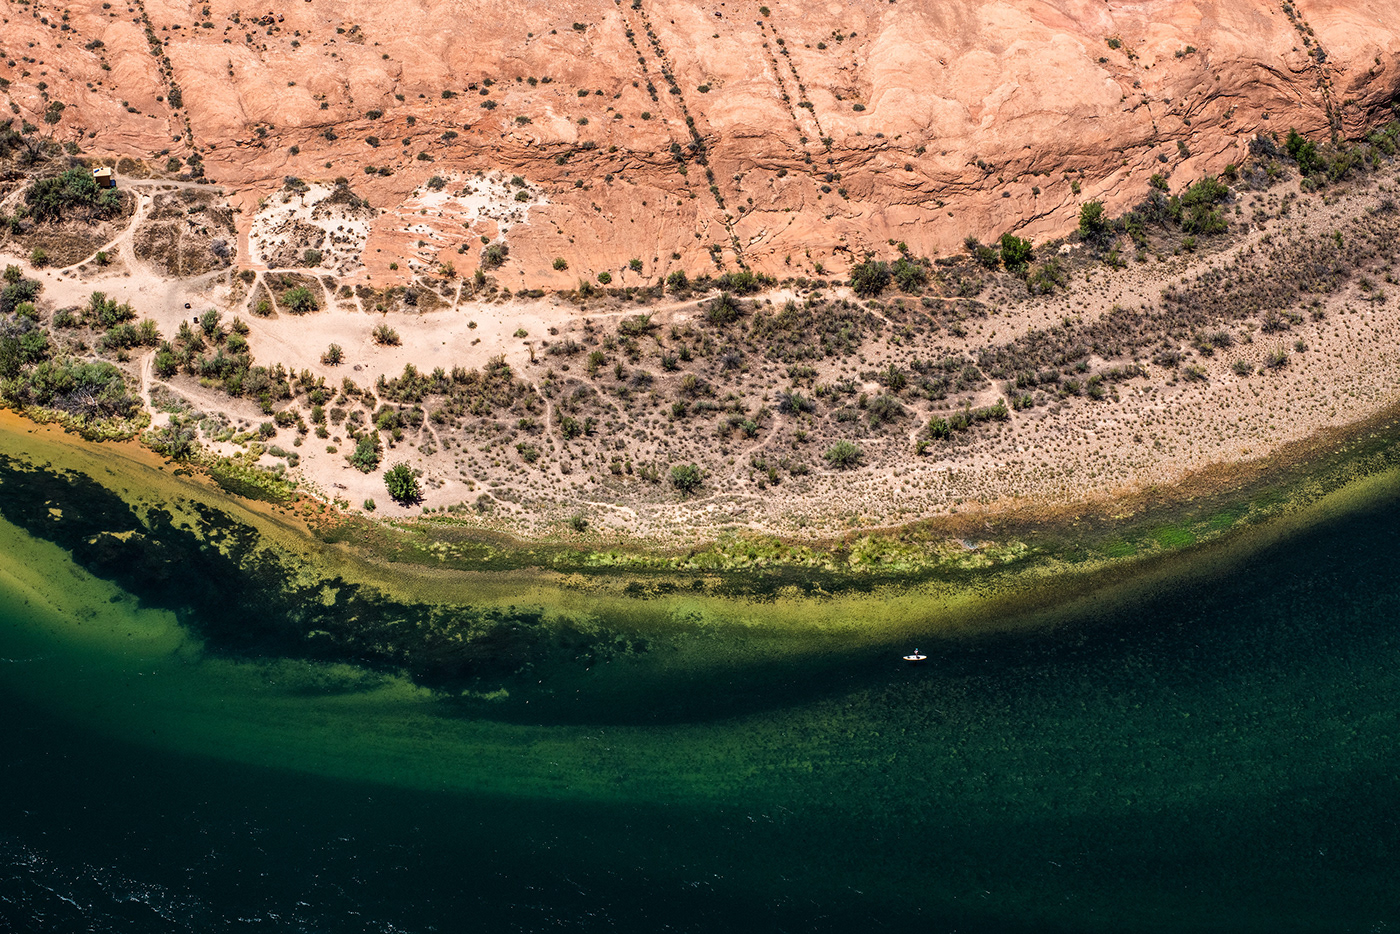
3;0;1398;285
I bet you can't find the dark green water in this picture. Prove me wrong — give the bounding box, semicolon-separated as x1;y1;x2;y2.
2;458;1399;931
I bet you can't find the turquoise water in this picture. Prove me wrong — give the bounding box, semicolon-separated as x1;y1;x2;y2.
1;455;1399;930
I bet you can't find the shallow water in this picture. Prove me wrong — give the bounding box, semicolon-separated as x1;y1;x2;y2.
1;435;1399;931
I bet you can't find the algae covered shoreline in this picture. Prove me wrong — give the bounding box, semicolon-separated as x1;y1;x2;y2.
2;398;1399;707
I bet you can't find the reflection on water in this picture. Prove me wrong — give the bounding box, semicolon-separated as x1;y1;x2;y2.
1;439;1399;930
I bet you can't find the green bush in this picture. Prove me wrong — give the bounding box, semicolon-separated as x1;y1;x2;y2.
1078;200;1110;248
823;440;863;469
383;462;421;504
669;462;703;494
714;269;766;294
146;419;197;459
348;433;381;472
481;242;509;269
1286;129;1319;176
964;237;1000;270
891;257;927;293
705;292;741;326
999;233;1034;274
849;257;890;297
2;357;136;419
283;286;318;314
0;277;42;316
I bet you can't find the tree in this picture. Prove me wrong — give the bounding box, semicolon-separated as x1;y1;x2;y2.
998;233;1034;274
849;256;891;297
670;463;703;494
199;307;222;339
823;440;863;469
321;343;344;365
383;462;422;504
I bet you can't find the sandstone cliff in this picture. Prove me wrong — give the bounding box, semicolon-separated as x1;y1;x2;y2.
3;0;1398;285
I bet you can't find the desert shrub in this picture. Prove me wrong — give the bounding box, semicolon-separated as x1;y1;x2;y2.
348;433;381;472
1286;129;1319;176
891;257;928;293
481;241;509;269
776;389;814;414
669;462;703;494
823;440;863;469
1172;175;1230;235
383;462;422;504
965;237;1001;270
283;286;318;314
302;249;323;266
998;234;1034;274
1028;258;1068;295
849;257;890;297
608;317;651;342
322;343;344;365
553;257;568;270
86;291;136;328
146;419;197;458
714;269;766;294
706;292;742;326
866;393;906;427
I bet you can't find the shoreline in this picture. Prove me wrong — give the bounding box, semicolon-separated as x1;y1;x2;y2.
4;385;1399;591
